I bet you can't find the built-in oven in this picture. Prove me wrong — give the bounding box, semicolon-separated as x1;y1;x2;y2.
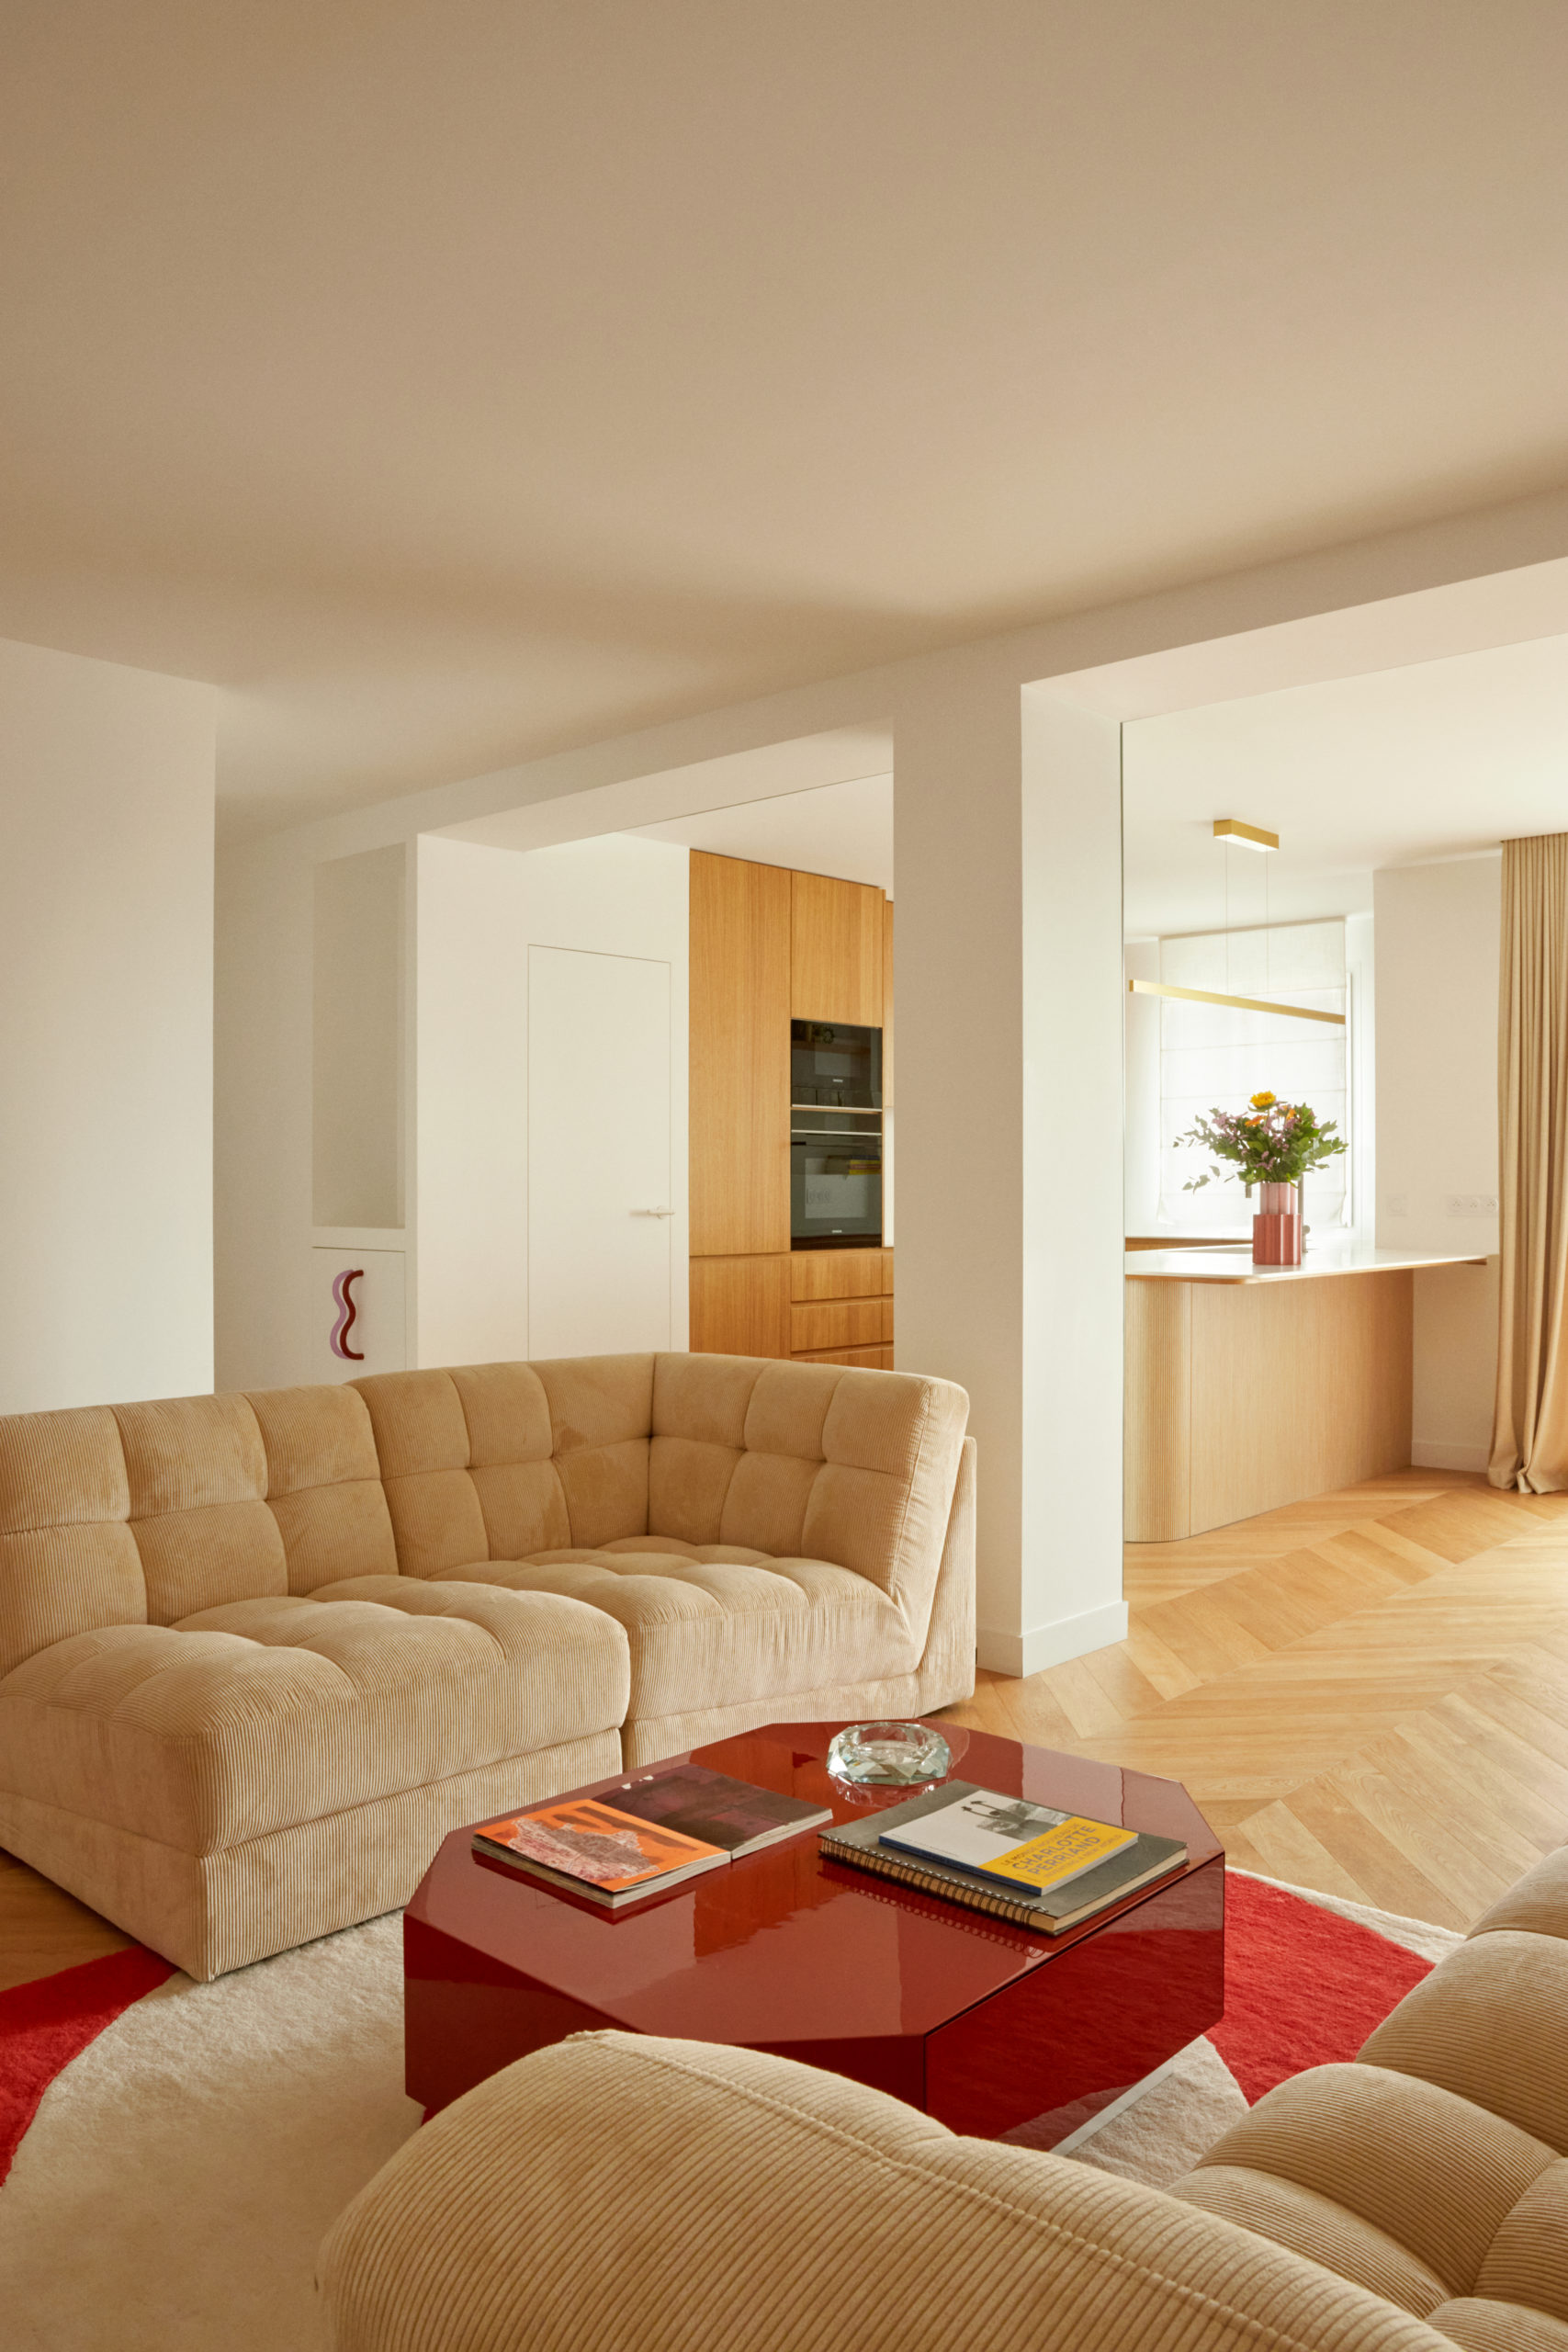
790;1019;883;1248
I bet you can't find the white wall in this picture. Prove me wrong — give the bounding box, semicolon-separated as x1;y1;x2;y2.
215;835;314;1391
1122;938;1161;1235
0;636;216;1412
896;663;1126;1676
415;832;689;1367
313;845;405;1229
1375;853;1502;1469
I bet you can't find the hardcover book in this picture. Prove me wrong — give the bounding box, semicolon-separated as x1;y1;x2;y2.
474;1797;729;1906
879;1784;1136;1894
474;1767;830;1907
604;1764;832;1855
820;1781;1187;1934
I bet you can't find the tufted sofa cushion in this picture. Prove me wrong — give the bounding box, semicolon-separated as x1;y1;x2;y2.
0;1384;400;1673
427;1541;908;1725
353;1352;970;1756
354;1351;969;1632
0;1579;628;1850
1171;1843;1568;2349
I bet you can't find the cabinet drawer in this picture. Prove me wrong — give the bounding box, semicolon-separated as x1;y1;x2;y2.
791;1297;886;1351
790;1247;890;1303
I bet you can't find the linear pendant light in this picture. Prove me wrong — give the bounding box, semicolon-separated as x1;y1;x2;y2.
1213;817;1279;852
1134;817;1345;1024
1128;978;1345;1026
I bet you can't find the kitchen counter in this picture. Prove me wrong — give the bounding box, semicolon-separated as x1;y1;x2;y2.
1126;1243;1485;1284
1124;1243;1489;1543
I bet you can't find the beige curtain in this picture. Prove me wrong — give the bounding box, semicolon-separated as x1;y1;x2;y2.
1491;832;1568;1490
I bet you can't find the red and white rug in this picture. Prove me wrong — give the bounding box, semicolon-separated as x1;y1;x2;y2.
0;1871;1461;2351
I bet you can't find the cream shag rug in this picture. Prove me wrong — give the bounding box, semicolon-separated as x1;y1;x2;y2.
0;1875;1461;2351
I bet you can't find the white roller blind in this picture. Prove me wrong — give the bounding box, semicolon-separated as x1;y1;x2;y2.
1158;920;1348;1231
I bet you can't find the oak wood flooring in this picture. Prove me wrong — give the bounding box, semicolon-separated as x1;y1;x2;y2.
3;1469;1564;1988
941;1468;1568;1932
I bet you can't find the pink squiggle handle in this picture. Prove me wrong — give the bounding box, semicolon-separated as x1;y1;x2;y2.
330;1268;365;1361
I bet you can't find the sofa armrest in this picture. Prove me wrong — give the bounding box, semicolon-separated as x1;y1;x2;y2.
320;2031;1455;2352
913;1430;976;1709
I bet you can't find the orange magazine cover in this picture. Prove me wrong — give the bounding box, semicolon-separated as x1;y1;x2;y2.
476;1798;727;1894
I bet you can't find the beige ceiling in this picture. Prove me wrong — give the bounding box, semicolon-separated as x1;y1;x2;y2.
5;3;1568;833
1123;631;1568;938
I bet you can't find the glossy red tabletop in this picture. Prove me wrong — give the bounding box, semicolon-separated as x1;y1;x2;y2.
406;1720;1224;2135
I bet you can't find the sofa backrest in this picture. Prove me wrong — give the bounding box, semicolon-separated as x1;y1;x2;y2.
649;1354;969;1620
0;1385;397;1676
0;1351;971;1677
355;1351;969;1625
351;1358;651;1577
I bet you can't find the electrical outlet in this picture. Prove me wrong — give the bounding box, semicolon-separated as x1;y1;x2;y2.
1446;1193;1499;1217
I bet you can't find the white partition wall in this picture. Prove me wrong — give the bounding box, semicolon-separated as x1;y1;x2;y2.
415;832;689;1367
894;658;1126;1675
0;637;217;1413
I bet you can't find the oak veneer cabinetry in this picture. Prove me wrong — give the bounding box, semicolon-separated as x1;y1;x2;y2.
689;1252;792;1359
790;870;884;1023
690;853;893;1363
1124;1268;1414;1542
689;853;791;1258
790;1246;893;1369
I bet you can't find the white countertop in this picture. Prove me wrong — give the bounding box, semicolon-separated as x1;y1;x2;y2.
1125;1242;1489;1284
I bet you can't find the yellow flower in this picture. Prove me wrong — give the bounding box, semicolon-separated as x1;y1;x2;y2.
1249;1091;1276;1109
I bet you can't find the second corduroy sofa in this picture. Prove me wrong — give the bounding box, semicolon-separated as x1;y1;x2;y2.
0;1351;973;1980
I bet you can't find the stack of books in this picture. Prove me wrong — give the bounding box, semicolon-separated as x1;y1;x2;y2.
474;1763;833;1907
819;1781;1186;1933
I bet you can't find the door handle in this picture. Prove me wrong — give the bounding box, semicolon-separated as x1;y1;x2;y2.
632;1207;675;1217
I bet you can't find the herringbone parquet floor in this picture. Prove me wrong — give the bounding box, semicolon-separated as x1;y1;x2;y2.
942;1468;1568;1930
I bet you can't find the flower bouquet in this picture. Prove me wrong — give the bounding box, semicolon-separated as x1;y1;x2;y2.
1176;1091;1346;1265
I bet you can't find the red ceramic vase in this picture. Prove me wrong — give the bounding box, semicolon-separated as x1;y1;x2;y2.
1252;1181;1303;1265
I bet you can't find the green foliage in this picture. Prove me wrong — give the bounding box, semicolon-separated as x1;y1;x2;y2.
1177;1091;1348;1193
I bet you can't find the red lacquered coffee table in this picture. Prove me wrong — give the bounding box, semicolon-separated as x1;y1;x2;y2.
404;1720;1224;2148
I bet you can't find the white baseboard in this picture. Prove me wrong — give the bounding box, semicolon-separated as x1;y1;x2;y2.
976;1599;1130;1679
1411;1439;1491;1472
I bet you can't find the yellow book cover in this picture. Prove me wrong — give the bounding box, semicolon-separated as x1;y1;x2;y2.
879;1787;1137;1894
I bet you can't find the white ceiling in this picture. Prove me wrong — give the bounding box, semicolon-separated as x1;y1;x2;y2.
1122;631;1568;937
635;774;893;892
4;5;1568;832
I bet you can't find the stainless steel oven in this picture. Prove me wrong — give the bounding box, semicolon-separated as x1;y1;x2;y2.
790;1020;883;1248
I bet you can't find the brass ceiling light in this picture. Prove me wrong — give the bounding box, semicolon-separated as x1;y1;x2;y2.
1128;816;1345;1026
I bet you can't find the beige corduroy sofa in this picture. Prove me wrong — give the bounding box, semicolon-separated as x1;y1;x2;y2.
321;1846;1568;2352
0;1352;974;1981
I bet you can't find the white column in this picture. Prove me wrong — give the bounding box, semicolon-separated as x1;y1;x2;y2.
0;637;217;1412
895;659;1125;1675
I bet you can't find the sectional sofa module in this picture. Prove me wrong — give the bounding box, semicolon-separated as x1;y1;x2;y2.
322;1846;1568;2352
0;1352;974;1980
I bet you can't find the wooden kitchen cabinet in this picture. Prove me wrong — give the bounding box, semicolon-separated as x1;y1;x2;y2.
790;871;884;1024
689;1253;792;1358
689;853;791;1257
689;850;894;1362
789;1246;891;1302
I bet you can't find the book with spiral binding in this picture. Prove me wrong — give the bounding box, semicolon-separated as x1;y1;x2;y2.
819;1781;1187;1934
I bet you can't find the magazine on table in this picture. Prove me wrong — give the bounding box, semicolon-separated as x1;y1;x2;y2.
475;1765;831;1907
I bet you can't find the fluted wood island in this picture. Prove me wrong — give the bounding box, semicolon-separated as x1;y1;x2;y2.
1124;1245;1486;1543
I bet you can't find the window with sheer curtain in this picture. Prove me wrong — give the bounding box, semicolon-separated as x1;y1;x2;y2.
1158;919;1349;1231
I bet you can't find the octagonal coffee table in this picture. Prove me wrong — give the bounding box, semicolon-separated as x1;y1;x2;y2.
403;1719;1224;2148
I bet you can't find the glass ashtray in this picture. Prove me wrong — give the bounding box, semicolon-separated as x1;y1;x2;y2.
827;1720;953;1786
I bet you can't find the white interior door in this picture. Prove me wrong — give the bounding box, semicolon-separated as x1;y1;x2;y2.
527;944;672;1357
